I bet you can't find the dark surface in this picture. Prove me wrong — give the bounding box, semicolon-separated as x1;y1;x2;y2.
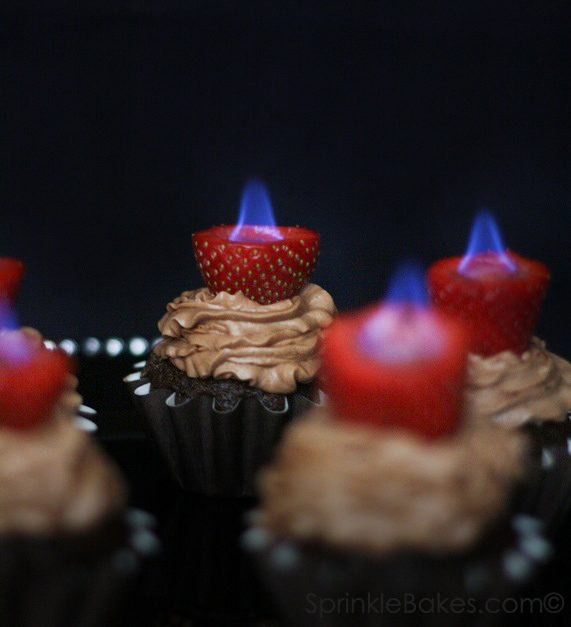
84;351;571;626
1;1;570;360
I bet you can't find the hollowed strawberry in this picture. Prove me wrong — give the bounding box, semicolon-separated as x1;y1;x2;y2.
320;305;469;438
0;336;71;430
0;258;25;305
192;225;320;304
427;251;549;356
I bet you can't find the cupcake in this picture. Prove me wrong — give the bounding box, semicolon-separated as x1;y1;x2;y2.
0;329;158;627
244;266;552;626
126;182;335;496
427;211;571;448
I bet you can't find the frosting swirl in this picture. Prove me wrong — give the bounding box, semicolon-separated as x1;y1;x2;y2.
0;419;126;535
256;408;527;556
465;338;571;427
154;283;336;394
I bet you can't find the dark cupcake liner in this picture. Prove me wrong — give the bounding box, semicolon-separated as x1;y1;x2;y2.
0;508;160;627
527;443;571;534
243;448;571;627
243;510;554;627
522;412;571;451
124;365;325;497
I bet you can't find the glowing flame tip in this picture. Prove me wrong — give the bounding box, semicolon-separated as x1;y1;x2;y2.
229;179;283;242
384;261;429;307
458;210;516;274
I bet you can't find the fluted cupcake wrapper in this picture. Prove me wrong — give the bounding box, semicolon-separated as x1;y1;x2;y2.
243;509;554;627
528;445;571;534
243;445;571;627
0;508;160;627
124;368;325;497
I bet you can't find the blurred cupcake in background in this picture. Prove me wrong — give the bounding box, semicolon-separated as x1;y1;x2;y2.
427;211;571;442
245;264;551;627
0;327;159;627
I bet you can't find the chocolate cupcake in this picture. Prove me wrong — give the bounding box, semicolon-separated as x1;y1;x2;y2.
126;186;335;496
0;330;159;627
244;285;555;626
126;282;334;497
244;409;551;627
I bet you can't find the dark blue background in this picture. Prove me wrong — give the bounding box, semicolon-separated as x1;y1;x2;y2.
1;2;569;356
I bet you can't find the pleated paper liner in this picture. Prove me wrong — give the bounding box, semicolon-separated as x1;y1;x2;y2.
0;508;160;627
509;412;571;535
124;364;325;497
243;509;554;627
243;444;571;627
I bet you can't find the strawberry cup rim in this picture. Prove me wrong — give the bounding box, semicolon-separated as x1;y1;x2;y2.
0;257;25;270
427;252;550;284
192;225;319;246
320;306;469;437
323;307;469;383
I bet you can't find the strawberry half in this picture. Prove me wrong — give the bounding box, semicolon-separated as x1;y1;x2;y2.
320;305;469;438
0;337;71;430
192;225;319;304
427;251;549;356
0;258;25;305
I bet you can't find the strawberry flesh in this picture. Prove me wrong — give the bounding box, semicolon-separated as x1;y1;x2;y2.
0;258;25;305
0;337;71;430
320;306;469;438
192;225;319;304
427;251;549;356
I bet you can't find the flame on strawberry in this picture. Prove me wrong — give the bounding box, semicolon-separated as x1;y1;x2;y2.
0;258;25;306
192;225;320;304
0;336;71;430
427;251;549;356
320;305;469;438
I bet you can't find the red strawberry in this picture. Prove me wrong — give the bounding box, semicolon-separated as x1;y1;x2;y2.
192;225;320;304
0;258;25;305
320;305;469;438
0;337;71;430
427;251;549;356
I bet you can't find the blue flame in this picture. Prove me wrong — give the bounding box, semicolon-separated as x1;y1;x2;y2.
458;211;516;274
229;179;283;242
357;263;442;363
384;261;429;306
0;300;18;331
0;302;31;363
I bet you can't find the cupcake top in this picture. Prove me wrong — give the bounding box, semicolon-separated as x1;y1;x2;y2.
0;328;126;536
0;419;126;535
465;338;571;427
154;283;336;394
255;407;527;556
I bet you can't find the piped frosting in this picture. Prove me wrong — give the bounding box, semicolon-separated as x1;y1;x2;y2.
256;407;527;556
465;338;571;427
154;283;335;394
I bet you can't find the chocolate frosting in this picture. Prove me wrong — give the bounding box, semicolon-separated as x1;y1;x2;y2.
465;338;571;427
256;408;527;556
154;283;335;394
0;420;126;535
